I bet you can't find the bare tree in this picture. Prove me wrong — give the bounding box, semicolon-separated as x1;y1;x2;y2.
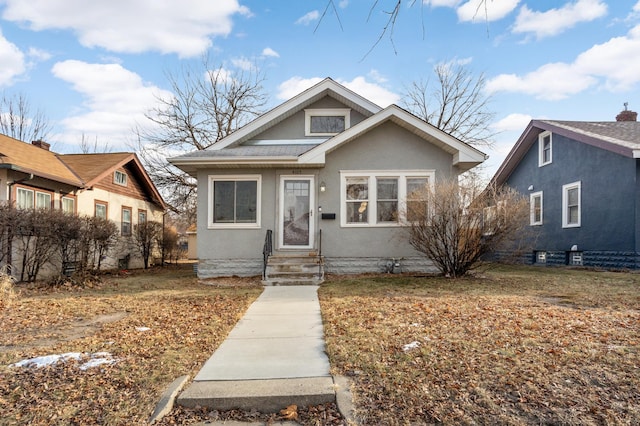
79;133;112;154
402;61;495;147
135;57;268;220
0;92;52;142
406;178;531;278
133;220;163;269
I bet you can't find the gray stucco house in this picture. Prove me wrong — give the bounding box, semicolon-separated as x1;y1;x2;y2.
491;111;640;269
169;78;486;280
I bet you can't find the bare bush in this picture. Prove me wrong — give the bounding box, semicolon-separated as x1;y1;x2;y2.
133;220;163;269
0;268;16;311
79;216;119;272
407;179;531;277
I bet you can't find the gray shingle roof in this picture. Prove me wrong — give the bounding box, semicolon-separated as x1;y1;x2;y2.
175;144;318;159
541;120;640;150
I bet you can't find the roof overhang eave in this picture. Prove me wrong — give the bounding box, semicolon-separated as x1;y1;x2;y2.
0;163;84;187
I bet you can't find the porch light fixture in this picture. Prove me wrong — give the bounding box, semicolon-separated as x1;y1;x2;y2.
319;181;326;192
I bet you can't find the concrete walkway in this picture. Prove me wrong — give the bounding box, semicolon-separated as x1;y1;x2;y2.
177;286;337;413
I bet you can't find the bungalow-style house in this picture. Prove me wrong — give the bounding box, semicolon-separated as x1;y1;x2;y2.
490;108;640;269
169;78;487;281
0;134;166;277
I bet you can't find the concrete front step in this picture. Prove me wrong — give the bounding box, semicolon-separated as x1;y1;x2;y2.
177;377;336;413
264;254;324;285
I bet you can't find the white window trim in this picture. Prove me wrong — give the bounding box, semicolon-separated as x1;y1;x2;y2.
530;191;543;226
61;196;75;213
340;170;435;227
304;108;350;136
16;187;34;209
538;131;552;167
562;181;581;228
114;170;127;186
208;175;261;229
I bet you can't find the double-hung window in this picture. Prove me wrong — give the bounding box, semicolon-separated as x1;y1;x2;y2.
121;207;132;236
16;187;34;209
95;201;108;219
530;191;543;225
208;175;261;228
114;170;127;186
562;181;581;228
36;192;51;209
341;171;433;226
538;131;552;166
61;196;75;214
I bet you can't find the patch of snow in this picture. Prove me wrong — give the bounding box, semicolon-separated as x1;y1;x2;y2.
135;326;151;332
12;352;83;368
11;352;118;370
402;341;421;352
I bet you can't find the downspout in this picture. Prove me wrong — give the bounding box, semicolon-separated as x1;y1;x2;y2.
6;173;35;276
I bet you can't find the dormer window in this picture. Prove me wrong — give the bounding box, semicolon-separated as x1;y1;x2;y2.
114;170;127;186
305;108;350;136
538;131;552;166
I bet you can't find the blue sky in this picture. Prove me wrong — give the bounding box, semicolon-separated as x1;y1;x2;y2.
1;0;640;178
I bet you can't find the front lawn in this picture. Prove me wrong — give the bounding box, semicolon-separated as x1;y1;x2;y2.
319;266;640;425
0;266;262;425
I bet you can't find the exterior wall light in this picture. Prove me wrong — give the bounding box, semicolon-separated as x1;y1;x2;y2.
319;181;326;192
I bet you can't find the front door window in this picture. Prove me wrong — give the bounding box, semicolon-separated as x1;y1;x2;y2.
281;177;313;248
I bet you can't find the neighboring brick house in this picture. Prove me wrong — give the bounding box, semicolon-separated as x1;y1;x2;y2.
0;133;166;277
490;107;640;269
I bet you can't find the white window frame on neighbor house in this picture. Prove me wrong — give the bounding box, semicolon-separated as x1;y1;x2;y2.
61;195;76;214
16;187;35;209
208;175;261;229
530;191;543;226
340;170;434;227
304;108;350;136
562;181;581;228
95;200;108;219
114;170;128;186
538;131;552;167
35;191;52;209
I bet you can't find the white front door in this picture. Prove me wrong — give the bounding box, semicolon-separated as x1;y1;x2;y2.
279;176;314;249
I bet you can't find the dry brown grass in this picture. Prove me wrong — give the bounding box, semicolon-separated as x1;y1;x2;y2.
0;265;262;425
319;265;640;425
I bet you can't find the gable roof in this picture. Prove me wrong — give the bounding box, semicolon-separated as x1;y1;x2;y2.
60;152;166;209
492;120;640;186
0;133;82;186
169;79;487;173
0;134;166;209
211;78;383;150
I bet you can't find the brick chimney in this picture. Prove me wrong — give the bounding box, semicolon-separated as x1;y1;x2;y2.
616;102;637;122
31;140;51;151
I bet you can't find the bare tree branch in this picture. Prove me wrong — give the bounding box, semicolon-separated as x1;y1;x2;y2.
0;92;52;143
402;61;496;147
135;57;268;220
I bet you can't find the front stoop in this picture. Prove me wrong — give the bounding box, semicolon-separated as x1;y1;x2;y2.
177;377;336;413
263;253;324;285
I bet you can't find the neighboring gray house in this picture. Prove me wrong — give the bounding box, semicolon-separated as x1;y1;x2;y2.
169;78;486;280
491;109;640;269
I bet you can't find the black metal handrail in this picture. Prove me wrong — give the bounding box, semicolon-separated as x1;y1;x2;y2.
317;228;323;279
262;229;273;280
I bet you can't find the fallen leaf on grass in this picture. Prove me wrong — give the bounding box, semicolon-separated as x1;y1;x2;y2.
279;404;298;420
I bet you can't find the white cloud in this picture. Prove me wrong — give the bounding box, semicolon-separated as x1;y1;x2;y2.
231;57;253;71
487;62;596;100
277;76;400;107
277;77;325;100
492;113;532;132
50;60;172;149
0;30;25;86
487;24;640;99
635;1;640;12
423;0;462;7
1;0;250;57
296;10;320;25
457;0;520;22
262;47;280;58
513;0;608;39
27;47;51;62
